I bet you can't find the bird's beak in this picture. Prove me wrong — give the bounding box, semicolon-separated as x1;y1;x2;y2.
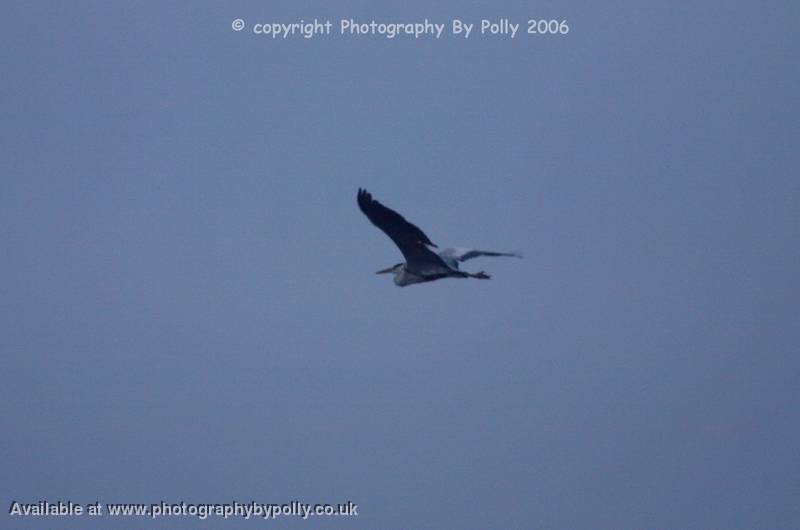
376;267;394;274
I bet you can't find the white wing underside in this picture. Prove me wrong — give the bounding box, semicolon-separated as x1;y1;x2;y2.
437;248;522;269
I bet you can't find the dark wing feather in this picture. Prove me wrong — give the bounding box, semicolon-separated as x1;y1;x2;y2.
456;250;522;261
357;188;437;248
358;189;452;272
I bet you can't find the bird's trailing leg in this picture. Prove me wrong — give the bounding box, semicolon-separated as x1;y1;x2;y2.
469;271;491;280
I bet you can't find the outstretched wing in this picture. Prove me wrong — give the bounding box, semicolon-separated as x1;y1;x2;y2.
438;248;522;268
357;188;452;272
357;189;436;248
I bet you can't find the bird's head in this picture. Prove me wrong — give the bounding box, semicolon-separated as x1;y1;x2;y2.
376;263;404;275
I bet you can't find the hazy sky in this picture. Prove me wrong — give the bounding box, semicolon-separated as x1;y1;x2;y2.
3;2;799;529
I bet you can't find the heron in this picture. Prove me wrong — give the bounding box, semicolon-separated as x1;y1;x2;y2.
357;188;521;287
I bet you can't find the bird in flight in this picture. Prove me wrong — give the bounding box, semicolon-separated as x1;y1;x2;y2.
357;188;521;287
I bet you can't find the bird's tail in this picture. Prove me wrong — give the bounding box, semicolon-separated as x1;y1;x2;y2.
471;271;491;280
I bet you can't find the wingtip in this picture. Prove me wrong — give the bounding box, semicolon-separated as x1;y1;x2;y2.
357;188;371;207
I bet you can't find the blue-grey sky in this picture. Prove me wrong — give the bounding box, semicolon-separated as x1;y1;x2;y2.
3;2;799;529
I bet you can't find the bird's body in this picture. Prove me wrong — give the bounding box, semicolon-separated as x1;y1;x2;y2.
357;188;521;287
374;261;489;287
